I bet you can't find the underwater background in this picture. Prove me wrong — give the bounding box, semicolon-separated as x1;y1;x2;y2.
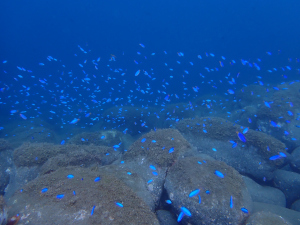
1;0;300;224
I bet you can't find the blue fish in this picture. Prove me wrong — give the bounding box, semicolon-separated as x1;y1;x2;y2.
181;207;192;217
237;132;246;142
177;212;184;222
56;194;64;199
91;206;95;215
169;147;174;153
115;202;123;207
215;170;224;178
241;207;248;213
189;189;200;197
149;165;156;170
41;188;48;193
67;174;74;179
269;155;281;160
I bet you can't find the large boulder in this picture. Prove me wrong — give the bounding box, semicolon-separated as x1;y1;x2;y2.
273;169;300;207
13;143;121;169
68;130;124;148
124;128;193;167
291;199;300;212
243;176;286;207
164;156;252;225
245;211;292;225
0;196;7;225
7;167;159;225
251;202;300;225
176;117;289;181
290;146;300;173
255;82;300;150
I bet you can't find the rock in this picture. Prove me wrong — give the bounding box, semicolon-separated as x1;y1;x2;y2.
14;143;121;169
4;166;39;200
255;82;300;150
164;156;252;225
13;142;63;167
291;199;300;212
252;202;300;225
176;117;289;181
243;176;286;207
7;167;159;225
273;169;300;207
245;211;293;225
290;146;300;173
124;129;194;167
0;139;12;152
156;210;177;225
7;125;58;148
0;196;7;225
235;85;269;109
0;149;13;195
40;145;121;174
100;159;166;211
68;130;124;148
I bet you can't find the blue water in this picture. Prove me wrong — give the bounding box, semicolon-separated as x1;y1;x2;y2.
1;0;300;136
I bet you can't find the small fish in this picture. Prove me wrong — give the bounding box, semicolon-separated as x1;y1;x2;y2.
41;188;48;193
149;165;156;170
279;152;286;157
237;132;246;142
70;118;80;124
264;101;271;108
169;147;174;153
227;89;234;94
115;202;123;207
19;113;27;120
181;207;192;217
152;171;158;176
165;200;172;204
141;138;146;143
269;155;281;160
177;212;184;222
242;127;249;134
135;70;141;76
241;207;248;213
56;194;64;199
230;196;233;208
189;189;200;197
91;206;95;215
215;170;224;178
94;177;101;182
10;110;18;114
67;174;74;179
61;140;65;145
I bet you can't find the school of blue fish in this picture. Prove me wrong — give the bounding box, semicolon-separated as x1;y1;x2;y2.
1;44;300;222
